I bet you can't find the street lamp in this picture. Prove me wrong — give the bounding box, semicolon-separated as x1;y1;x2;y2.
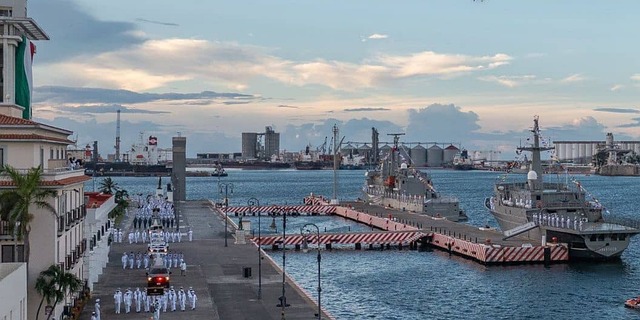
301;223;322;320
218;182;234;247
274;207;294;319
248;197;261;299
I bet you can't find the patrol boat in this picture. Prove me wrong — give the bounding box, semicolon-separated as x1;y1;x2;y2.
485;116;639;260
363;133;467;222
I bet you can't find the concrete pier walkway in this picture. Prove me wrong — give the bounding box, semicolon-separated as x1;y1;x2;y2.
81;200;329;319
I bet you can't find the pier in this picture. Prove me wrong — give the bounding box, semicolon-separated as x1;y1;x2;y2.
223;198;569;265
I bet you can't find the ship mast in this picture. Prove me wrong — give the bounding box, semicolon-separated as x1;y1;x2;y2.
517;116;553;188
387;133;405;173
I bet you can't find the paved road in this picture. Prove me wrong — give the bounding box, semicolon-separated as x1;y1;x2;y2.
81;200;328;320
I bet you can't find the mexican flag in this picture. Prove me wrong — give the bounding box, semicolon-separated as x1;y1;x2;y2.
15;35;36;120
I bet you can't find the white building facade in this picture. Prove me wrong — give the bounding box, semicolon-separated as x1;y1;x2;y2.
0;1;92;319
0;263;27;320
83;192;116;291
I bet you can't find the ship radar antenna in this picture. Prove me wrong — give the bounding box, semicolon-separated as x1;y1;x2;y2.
387;133;405;149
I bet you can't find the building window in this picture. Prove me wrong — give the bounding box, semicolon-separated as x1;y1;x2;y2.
1;245;24;262
40;148;44;167
0;147;4;166
0;8;12;17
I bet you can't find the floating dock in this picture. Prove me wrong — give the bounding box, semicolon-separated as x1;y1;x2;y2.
338;202;568;264
222;197;569;265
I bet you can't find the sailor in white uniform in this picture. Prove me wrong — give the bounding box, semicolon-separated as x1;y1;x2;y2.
113;288;122;314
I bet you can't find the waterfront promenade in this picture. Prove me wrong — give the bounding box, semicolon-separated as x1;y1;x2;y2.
81;200;329;319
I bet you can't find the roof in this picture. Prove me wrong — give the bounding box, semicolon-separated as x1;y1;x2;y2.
0;114;73;135
84;192;113;208
0;175;90;188
0;114;39;125
0;133;74;144
445;145;460;151
0;17;50;40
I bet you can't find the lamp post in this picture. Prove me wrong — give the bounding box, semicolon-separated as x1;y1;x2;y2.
218;183;234;247
301;223;321;320
273;207;293;319
248;197;261;299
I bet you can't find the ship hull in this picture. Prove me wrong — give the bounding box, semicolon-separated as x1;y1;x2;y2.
486;200;630;260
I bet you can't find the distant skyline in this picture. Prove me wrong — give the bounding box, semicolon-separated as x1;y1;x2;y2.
28;0;640;158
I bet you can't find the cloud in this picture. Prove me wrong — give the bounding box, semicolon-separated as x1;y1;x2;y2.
343;107;390;112
277;105;300;109
405;104;481;142
222;101;251;105
33;116;240;155
478;75;537;87
593;107;640;114
546;116;611;141
611;84;624;91
33;86;258;104
57;104;170;114
29;0;145;63
631;74;640;81
560;73;586;83
136;18;179;27
37;38;512;91
368;33;388;40
618;117;640;128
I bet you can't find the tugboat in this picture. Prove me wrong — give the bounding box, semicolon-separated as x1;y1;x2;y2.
211;163;228;177
363;133;467;222
485;116;639;260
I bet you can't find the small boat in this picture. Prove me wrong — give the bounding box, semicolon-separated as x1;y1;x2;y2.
211;164;228;177
625;297;640;309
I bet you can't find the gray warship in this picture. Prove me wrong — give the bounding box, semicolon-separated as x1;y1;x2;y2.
485;116;639;260
363;133;467;222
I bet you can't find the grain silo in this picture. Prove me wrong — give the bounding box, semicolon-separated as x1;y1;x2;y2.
443;145;460;165
357;144;371;161
427;145;443;167
410;144;427;167
242;132;258;159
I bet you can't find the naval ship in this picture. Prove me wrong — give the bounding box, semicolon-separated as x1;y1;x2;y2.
363;134;467;222
485;116;639;260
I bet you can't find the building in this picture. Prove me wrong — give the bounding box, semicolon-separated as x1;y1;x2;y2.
0;263;27;320
554;135;640;164
0;1;92;319
242;127;281;160
264;126;280;160
83;193;116;291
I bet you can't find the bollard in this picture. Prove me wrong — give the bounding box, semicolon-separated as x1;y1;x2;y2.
295;244;300;251
355;243;362;250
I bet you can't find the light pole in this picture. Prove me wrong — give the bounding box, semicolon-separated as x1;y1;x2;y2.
301;223;321;320
219;183;234;247
273;207;292;319
248;197;261;299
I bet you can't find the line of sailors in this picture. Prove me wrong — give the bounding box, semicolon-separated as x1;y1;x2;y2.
110;225;193;244
121;251;184;270
532;212;586;230
113;286;198;314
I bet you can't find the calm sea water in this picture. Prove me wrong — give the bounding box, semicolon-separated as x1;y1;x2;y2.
87;169;640;319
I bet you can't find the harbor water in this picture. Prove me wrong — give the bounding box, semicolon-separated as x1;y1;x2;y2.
88;169;640;319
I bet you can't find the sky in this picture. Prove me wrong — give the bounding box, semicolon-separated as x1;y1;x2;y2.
27;0;640;158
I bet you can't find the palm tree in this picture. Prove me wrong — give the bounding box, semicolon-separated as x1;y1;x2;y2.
34;264;83;320
98;177;119;194
0;165;57;264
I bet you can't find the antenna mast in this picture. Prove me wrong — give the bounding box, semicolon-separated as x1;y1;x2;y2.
115;109;121;162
